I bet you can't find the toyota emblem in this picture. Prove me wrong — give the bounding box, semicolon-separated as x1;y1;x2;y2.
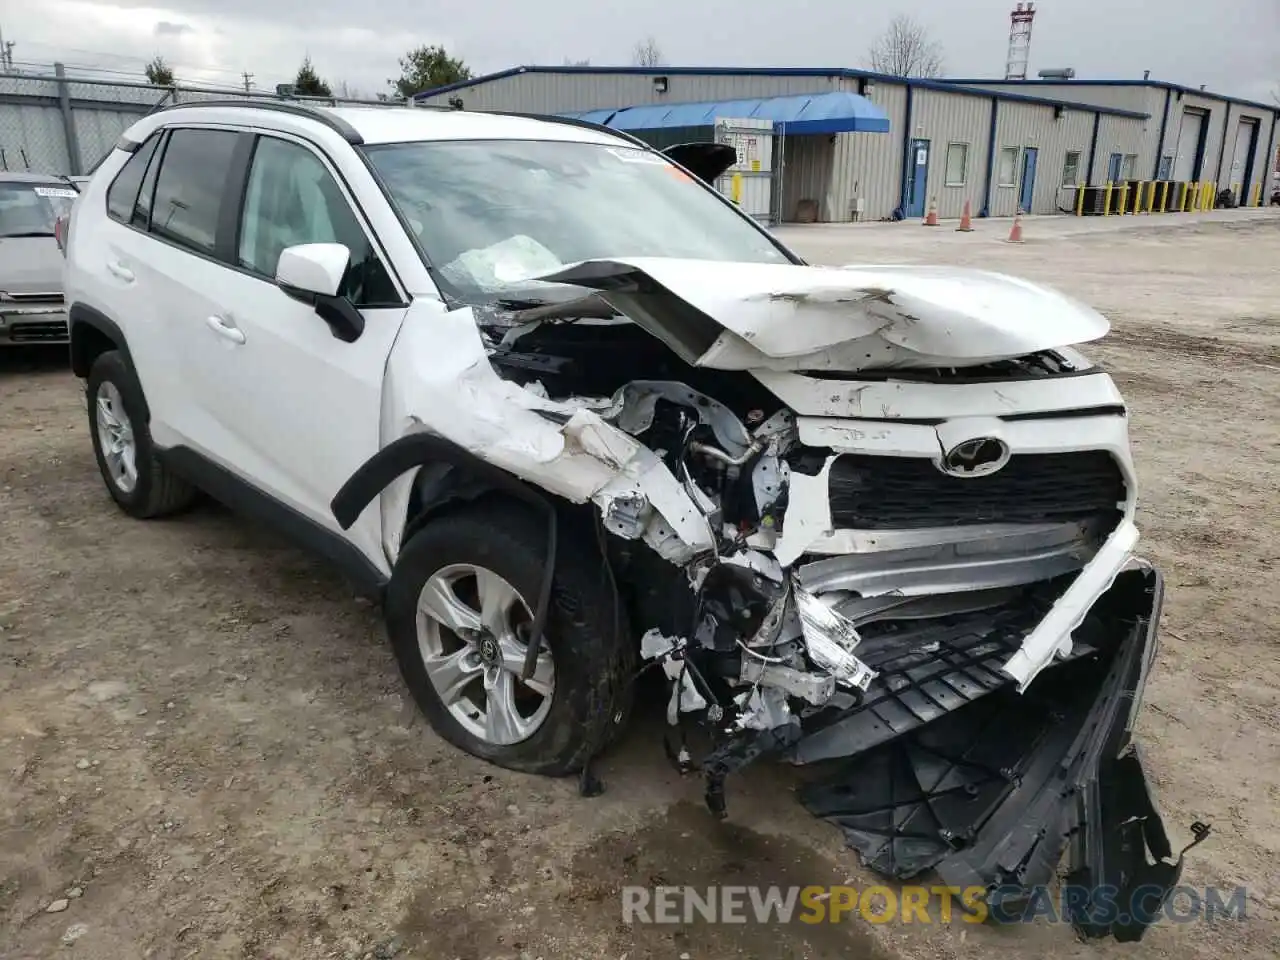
936;437;1011;478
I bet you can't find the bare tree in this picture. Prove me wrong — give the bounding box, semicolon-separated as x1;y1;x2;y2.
867;15;944;78
632;36;664;67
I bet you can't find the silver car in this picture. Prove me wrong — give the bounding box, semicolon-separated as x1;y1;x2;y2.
0;172;78;345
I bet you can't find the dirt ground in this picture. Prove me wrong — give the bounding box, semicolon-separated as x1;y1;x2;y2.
3;210;1278;960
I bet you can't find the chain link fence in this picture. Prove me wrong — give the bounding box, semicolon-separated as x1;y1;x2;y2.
0;66;406;175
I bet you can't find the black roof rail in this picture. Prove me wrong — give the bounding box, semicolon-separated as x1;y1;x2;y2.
144;98;417;145
478;110;652;149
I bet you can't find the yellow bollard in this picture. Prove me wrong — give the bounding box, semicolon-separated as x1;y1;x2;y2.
1119;184;1129;214
1191;182;1202;212
1075;183;1086;216
1252;183;1262;207
1104;181;1114;215
1146;181;1156;213
1159;181;1169;213
1133;182;1143;214
1232;182;1241;206
731;173;743;205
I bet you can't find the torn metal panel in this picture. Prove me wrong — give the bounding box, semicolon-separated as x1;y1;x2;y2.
537;258;1110;371
384;303;718;563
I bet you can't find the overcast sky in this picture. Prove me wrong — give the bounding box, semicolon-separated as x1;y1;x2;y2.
5;0;1277;104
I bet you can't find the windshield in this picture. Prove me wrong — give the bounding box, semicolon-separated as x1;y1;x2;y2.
0;182;76;238
362;138;792;301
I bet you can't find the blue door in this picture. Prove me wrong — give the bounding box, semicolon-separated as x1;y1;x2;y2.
1019;147;1039;213
906;139;930;218
1108;152;1123;182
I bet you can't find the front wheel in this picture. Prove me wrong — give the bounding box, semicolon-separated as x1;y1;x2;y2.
385;502;633;776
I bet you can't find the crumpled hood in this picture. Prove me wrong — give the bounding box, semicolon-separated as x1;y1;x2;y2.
0;236;63;296
537;257;1110;371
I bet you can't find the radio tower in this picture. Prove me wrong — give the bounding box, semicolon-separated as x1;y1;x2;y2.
1005;2;1036;80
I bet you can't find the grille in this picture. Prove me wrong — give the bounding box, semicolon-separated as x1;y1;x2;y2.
1;292;63;305
826;451;1125;529
8;320;69;342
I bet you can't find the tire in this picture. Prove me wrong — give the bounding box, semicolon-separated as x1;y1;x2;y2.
87;350;197;519
385;501;634;776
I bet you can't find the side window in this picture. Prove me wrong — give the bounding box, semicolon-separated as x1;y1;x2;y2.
106;133;161;223
150;128;240;256
237;136;398;307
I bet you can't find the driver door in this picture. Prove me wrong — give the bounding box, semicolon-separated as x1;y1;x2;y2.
188;132;409;566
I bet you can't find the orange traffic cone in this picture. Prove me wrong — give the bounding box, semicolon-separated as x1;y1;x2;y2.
923;196;939;227
1006;210;1025;243
956;200;974;232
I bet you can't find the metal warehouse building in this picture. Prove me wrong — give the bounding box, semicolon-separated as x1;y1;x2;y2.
415;66;1279;224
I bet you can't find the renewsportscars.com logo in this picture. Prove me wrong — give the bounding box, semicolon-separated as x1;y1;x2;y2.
621;884;1247;927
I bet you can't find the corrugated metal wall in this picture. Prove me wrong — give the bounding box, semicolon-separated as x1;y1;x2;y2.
908;88;993;220
778;134;834;222
841;79;907;222
418;70;847;113
1092;114;1148;185
989;102;1094;216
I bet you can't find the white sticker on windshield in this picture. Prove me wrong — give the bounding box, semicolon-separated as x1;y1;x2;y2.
605;147;667;165
34;187;78;198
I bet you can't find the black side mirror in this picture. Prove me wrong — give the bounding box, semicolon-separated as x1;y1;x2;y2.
278;285;365;343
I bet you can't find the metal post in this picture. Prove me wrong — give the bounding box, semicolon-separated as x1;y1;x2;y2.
54;62;84;175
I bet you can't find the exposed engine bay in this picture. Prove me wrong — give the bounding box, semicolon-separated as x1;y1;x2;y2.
446;250;1210;942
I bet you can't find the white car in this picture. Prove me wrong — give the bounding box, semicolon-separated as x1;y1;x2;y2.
62;100;1200;939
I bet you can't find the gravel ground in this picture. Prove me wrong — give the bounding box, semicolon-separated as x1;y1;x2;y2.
2;210;1278;959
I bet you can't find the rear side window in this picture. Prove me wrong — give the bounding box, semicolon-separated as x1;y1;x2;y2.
106;133;161;223
149;128;239;256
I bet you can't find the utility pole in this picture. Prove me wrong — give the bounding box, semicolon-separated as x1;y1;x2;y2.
0;24;16;73
241;70;254;93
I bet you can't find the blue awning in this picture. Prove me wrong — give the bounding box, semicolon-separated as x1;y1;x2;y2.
559;107;620;125
560;91;890;135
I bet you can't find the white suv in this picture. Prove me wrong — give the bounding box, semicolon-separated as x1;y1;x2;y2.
64;100;1195;937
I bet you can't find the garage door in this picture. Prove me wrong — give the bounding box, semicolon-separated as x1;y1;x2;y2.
1172;109;1206;182
1229;119;1259;199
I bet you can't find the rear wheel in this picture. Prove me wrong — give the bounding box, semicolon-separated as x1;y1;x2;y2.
87;350;196;518
385;502;633;776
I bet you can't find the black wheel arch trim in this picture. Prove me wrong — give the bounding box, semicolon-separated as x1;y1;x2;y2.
331;432;558;681
68;305;148;418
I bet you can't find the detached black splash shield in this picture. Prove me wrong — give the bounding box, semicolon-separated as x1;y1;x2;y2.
795;567;1208;942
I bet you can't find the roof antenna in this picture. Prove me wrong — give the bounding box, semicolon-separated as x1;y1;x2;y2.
1143;70;1150;80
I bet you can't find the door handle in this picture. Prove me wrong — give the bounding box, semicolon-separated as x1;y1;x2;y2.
106;261;134;282
205;315;246;344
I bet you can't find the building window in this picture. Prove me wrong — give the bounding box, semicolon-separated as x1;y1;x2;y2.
1158;155;1173;179
1120;154;1138;179
997;147;1018;186
945;142;969;186
1062;151;1082;185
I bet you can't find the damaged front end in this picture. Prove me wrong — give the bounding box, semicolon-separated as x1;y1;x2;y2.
437;254;1204;942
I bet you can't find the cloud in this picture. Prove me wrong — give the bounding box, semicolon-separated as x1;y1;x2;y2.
6;0;1276;102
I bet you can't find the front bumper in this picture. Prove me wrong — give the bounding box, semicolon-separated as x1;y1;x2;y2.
0;307;69;345
793;565;1206;942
